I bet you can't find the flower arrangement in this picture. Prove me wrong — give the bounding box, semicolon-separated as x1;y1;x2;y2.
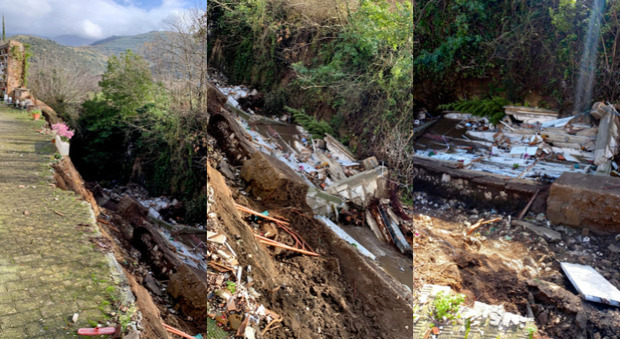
51;123;75;142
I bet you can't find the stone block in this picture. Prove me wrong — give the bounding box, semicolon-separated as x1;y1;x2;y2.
547;172;620;233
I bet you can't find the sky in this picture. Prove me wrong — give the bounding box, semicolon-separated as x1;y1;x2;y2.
0;0;205;40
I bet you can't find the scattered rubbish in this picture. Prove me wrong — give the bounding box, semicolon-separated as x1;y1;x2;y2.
560;262;620;307
53;210;65;217
77;327;116;335
72;313;79;323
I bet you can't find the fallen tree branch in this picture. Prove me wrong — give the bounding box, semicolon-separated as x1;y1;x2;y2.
466;217;503;235
518;189;540;220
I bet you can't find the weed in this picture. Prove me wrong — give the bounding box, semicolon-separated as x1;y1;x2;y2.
226;281;237;294
464;318;471;338
526;325;537;339
430;291;465;326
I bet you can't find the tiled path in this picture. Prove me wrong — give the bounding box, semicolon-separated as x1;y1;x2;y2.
0;106;120;338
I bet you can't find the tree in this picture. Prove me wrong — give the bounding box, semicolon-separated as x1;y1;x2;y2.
2;15;5;41
99;50;156;117
28;58;98;123
146;6;207;112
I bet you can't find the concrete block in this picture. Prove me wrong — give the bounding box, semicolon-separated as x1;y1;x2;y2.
547;172;620;233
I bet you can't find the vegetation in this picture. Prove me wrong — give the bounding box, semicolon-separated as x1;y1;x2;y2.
438;97;510;124
430;291;465;326
208;0;412;152
285;106;333;139
69;6;207;224
209;0;414;194
14;35;108;75
414;0;620;113
88;31;167;56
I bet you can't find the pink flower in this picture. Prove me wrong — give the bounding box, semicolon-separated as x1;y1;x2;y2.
51;123;74;140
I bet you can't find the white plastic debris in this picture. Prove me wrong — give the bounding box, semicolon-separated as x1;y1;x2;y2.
560;262;620;307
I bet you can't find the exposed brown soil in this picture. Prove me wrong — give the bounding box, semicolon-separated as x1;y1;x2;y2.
208;160;413;338
412;190;620;339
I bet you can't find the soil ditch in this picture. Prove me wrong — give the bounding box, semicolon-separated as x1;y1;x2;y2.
412;190;620;339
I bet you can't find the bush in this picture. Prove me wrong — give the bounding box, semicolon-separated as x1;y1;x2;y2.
438;96;510;124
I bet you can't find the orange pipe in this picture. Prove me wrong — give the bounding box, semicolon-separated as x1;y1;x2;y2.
234;203;289;225
255;234;319;257
162;323;197;339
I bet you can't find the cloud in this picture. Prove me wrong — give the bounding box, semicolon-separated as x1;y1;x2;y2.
0;0;200;39
82;20;104;39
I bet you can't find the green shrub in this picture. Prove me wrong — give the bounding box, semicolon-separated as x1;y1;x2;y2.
438;96;509;124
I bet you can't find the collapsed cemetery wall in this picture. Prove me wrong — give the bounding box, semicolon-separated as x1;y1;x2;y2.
413;156;549;214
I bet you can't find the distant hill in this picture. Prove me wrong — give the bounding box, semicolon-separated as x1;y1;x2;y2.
87;31;166;56
10;35;108;75
8;32;172;76
51;35;97;47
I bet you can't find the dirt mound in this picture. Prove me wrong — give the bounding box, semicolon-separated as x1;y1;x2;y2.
241;152;310;211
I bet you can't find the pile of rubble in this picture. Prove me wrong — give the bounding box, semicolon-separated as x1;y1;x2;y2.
415;102;620;180
211;82;414;257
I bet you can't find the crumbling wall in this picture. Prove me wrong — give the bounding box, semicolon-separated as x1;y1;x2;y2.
206;83;255;166
0;41;24;98
547;172;620;234
413;156;549;213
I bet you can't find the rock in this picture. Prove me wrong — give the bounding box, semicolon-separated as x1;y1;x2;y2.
229;314;242;331
512;220;561;242
122;330;140;339
218;159;236;181
168;264;208;321
527;279;582;314
608;243;620;253
536;309;549;325
143;274;163;297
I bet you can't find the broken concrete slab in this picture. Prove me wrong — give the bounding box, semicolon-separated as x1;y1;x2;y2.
315;216;376;261
305;187;343;218
511;220;561;242
591;103;620;170
560;262;620;307
324;133;356;162
547;172;620;233
504;105;559;124
326;166;389;207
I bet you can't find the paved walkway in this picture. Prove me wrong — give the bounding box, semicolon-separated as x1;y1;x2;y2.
0;106;121;338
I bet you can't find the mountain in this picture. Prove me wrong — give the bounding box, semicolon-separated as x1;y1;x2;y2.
87;31;166;56
7;32;172;76
51;35;97;47
10;35;108;75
